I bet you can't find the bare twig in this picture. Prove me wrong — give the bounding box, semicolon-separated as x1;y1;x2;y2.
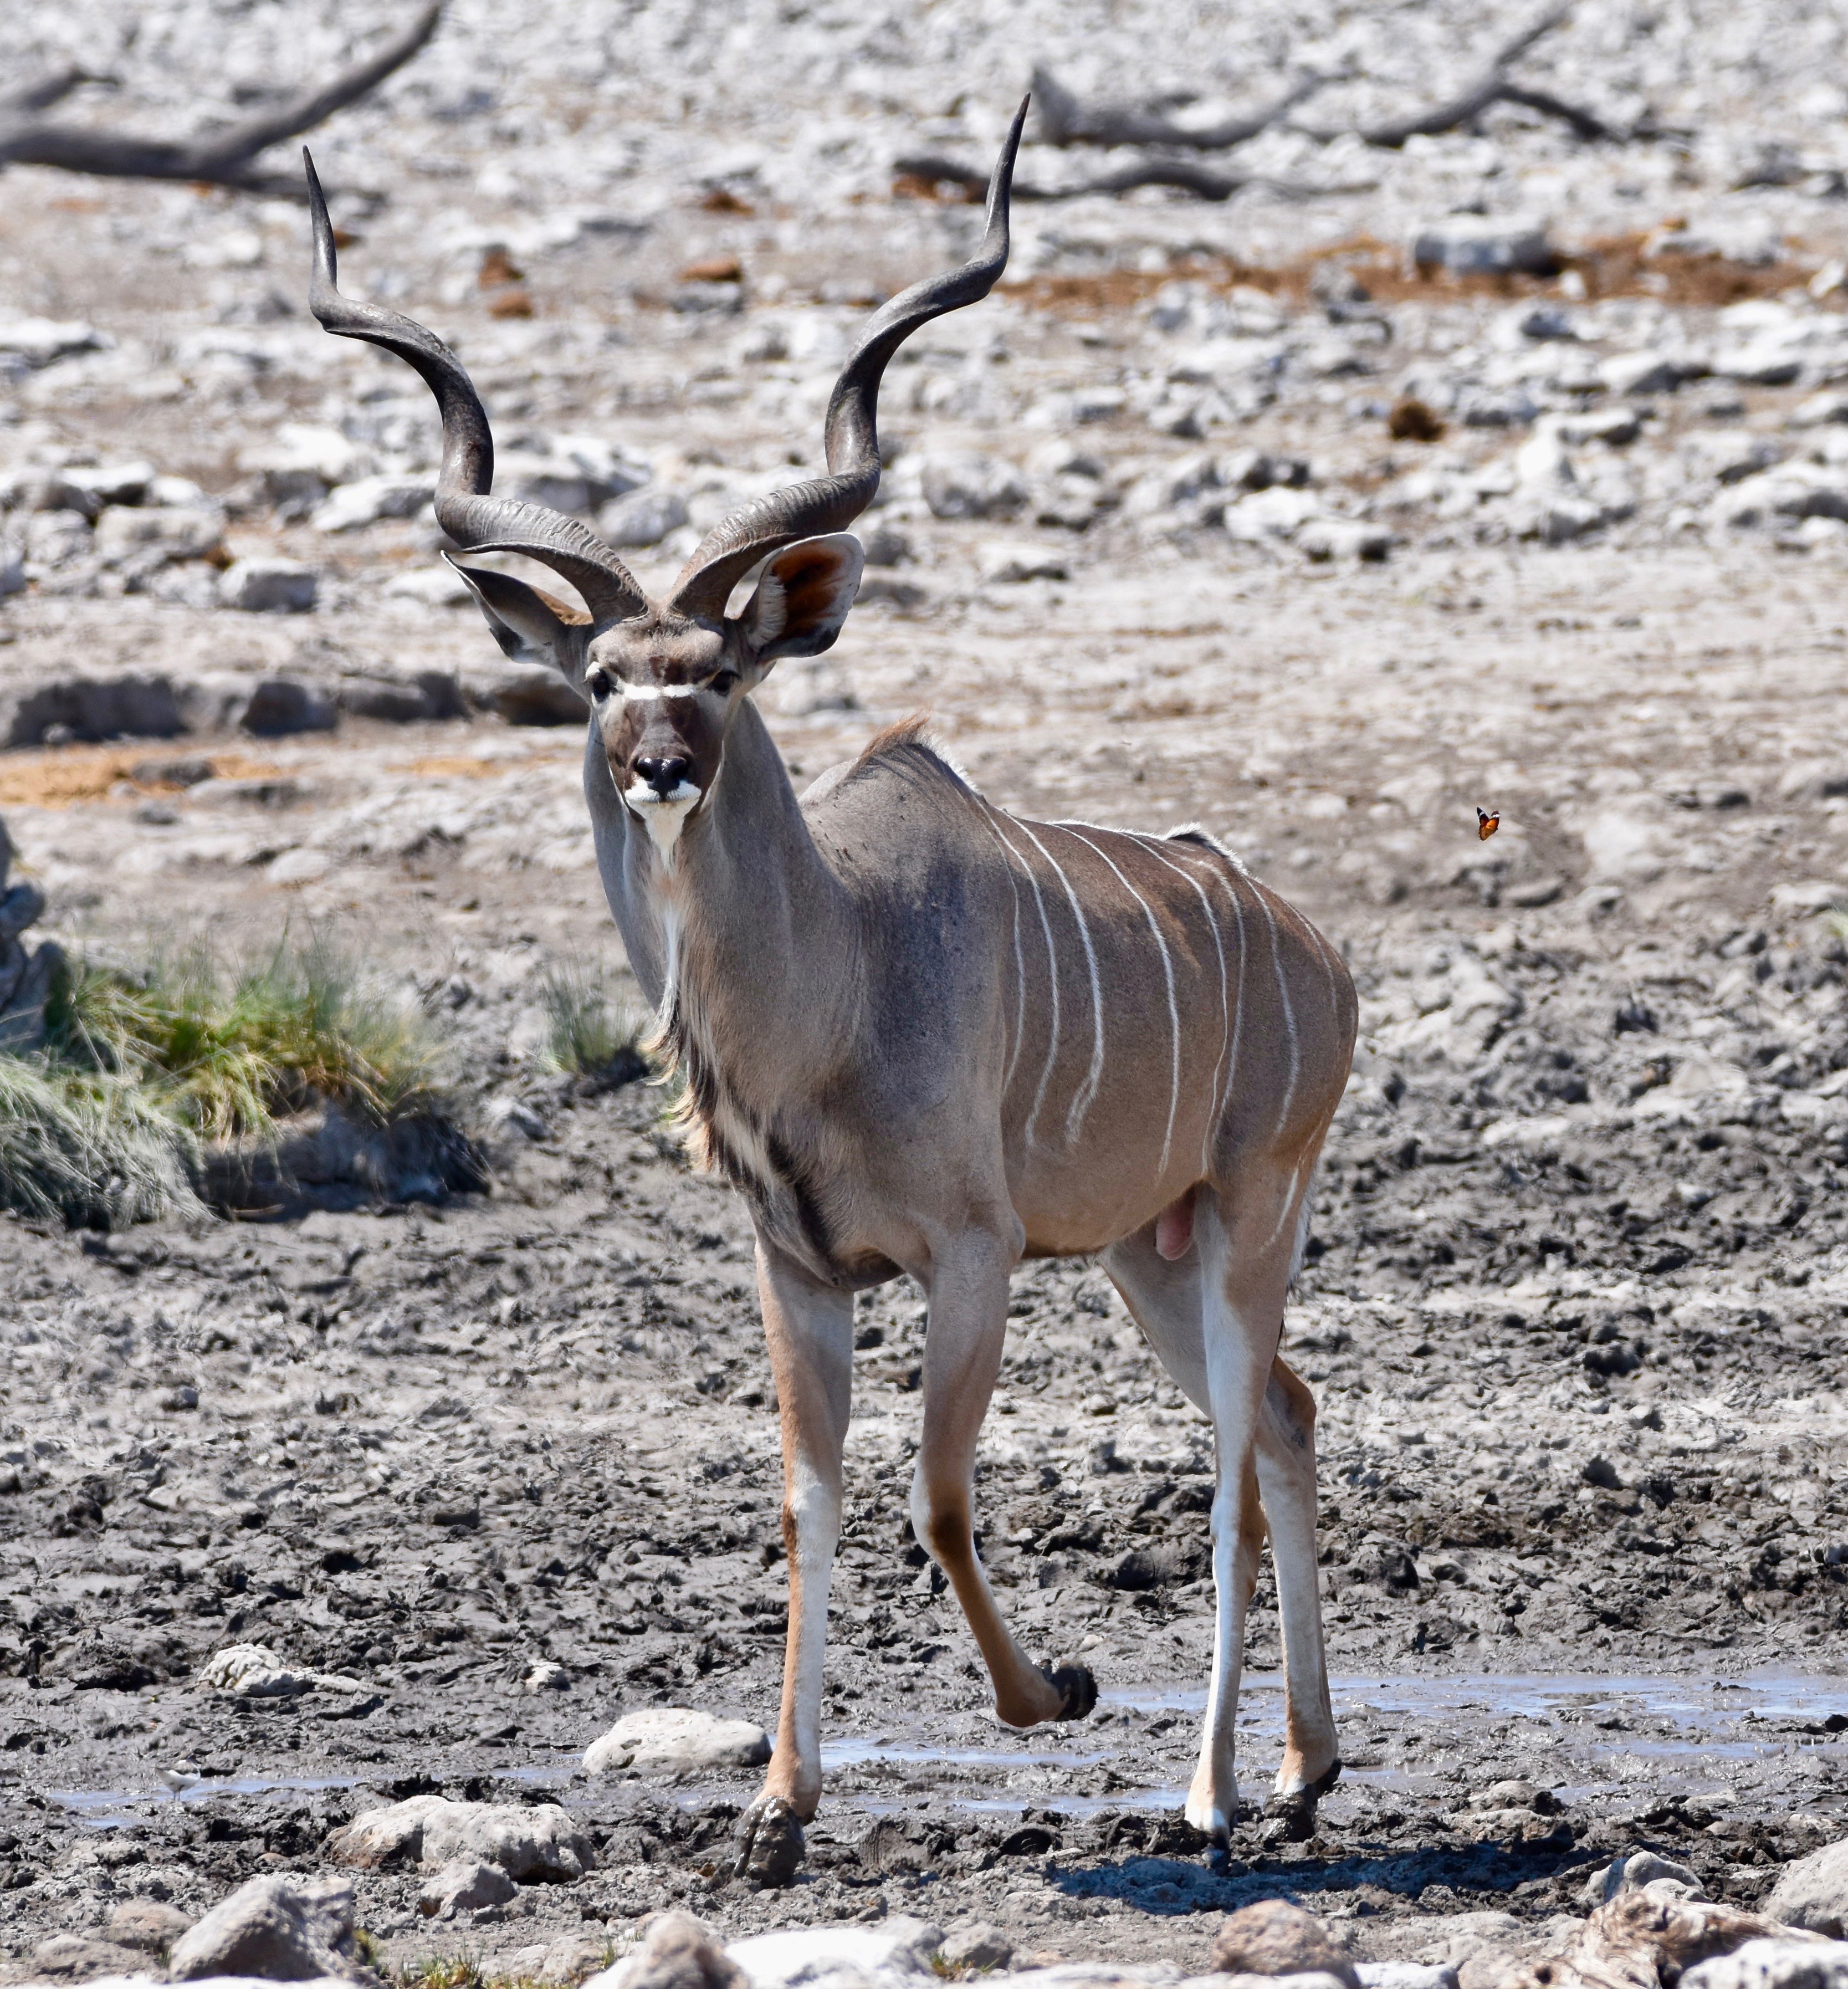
0;2;441;194
1056;158;1376;202
1031;62;1330;150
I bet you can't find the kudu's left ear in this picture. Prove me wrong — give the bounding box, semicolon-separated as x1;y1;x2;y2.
738;534;865;667
446;555;591;679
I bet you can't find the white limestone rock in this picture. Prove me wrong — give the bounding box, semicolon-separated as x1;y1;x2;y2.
197;1644;368;1699
218;559;320;613
418;1858;518;1920
1680;1941;1848;1989
920;453;1028;521
326;1794;595;1880
725;1918;945;1989
585;1706;772;1776
167;1874;370;1983
311;474;436;533
599;487;689;546
1768;1840;1848;1939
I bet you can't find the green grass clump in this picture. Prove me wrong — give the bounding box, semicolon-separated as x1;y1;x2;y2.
3;932;453;1226
45;937;446;1143
537;962;646;1087
391;1949;615;1989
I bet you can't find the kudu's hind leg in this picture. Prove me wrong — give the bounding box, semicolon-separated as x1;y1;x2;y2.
1256;1357;1340;1838
1105;1229;1339;1842
914;1229;1098;1727
735;1239;854;1888
1185;1179;1306;1848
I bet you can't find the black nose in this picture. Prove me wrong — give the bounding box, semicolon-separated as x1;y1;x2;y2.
634;754;692;800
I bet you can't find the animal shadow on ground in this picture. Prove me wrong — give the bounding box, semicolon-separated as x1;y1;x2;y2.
1047;1833;1592;1916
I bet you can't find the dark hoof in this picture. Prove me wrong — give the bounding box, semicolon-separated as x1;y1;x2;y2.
1045;1663;1098;1721
1205;1840;1235;1875
1262;1758;1342;1841
734;1795;805;1888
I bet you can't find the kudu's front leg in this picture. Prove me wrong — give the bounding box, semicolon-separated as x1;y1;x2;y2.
914;1229;1098;1727
735;1239;853;1888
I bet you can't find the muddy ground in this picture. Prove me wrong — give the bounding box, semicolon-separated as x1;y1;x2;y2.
3;540;1846;1977
4;0;1848;1976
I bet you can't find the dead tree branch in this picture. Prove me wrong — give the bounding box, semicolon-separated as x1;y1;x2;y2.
1052;158;1376;202
1;68;114;116
1028;2;1623;163
1491;81;1621;143
0;2;441;194
1031;62;1330;150
893;151;1375;205
1295;1;1612;147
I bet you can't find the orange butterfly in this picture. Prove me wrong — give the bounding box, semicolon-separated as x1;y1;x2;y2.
1477;808;1500;841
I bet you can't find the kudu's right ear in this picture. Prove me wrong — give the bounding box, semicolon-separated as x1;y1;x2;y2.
446;556;590;678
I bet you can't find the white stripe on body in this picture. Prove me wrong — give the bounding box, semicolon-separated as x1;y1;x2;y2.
1181;841;1249;1172
1132;834;1232;1179
983;812;1063;1146
1062;826;1182;1177
1259;885;1300;1151
1250;881;1304;1248
1015;821;1107;1144
972;811;1029;1092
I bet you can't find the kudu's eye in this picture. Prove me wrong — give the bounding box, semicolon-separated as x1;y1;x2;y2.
710;669;739;696
586;669;614;701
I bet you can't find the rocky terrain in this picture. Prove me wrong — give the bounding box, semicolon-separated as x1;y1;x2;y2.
2;0;1847;1983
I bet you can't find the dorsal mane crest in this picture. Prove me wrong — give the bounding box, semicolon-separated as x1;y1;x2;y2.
842;714;978;796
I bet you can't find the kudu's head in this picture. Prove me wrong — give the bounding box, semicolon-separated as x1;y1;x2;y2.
301;105;1025;857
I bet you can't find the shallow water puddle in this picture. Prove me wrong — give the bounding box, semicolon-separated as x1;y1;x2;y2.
48;1671;1848;1828
816;1669;1848;1813
1107;1670;1848;1804
822;1737;1115;1770
50;1771;366;1829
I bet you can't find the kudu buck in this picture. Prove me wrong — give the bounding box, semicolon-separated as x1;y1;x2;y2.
301;106;1356;1885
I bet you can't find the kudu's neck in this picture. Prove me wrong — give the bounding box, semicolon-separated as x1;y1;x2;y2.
606;698;858;1070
